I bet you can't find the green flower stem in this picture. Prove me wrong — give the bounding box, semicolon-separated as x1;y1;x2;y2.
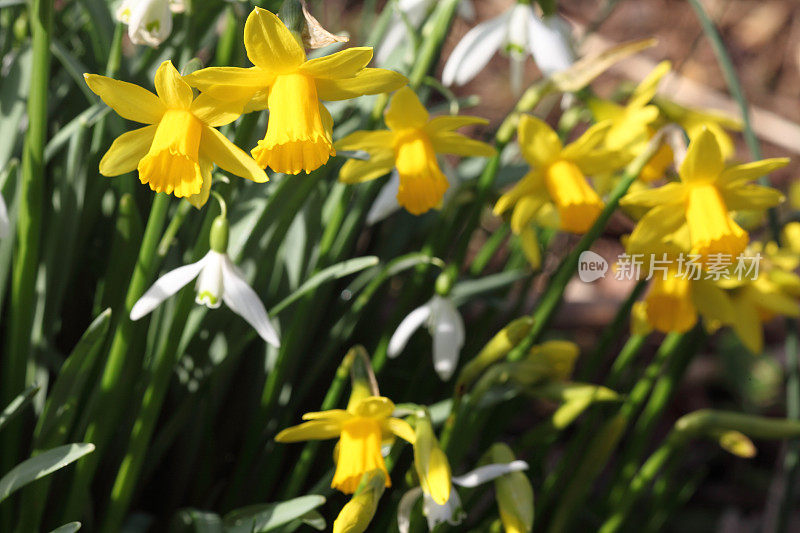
546;330;688;533
600;410;800;533
62;193;171;522
607;327;705;506
778;322;800;533
407;0;461;89
605;333;648;388
577;280;648;381
1;0;53;495
506;135;663;363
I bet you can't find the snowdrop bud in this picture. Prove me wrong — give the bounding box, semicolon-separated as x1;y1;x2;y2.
717;430;756;458
333;470;387;533
434;265;457;297
209;215;229;253
487;443;533;533
117;0;174;47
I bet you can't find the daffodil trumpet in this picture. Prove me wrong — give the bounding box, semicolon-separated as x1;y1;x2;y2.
85;60;267;207
184;7;407;175
337;87;496;215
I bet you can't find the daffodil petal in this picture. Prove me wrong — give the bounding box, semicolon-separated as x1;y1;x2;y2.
302;409;351;422
84;73;166;124
420;446;452;505
338;151;395;184
692;280;735;325
244;7;305;72
560;120;612;161
730;297;763;354
154;60;194;109
200;126;267;183
183;66;273;104
430;132;496;158
186;157;214;209
190;93;242;127
387;302;432;357
221;256;281;347
335;130;396;152
130;253;209;320
679;127;724;183
384;86;429;130
628;60;671;109
517;114;561;167
627;204;685;250
386;417;416;444
721;184;784;211
718;158;790;186
620;182;686;208
352;396;396;419
300;47;374;79
275;420;342;442
425;115;489;134
316;68;408;101
99;125;157;176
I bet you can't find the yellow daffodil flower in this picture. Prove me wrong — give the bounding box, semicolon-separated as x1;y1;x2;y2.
336;87;496;215
275;396;415;494
184;7;407;175
412;415;451;506
494;114;620;235
589;61;672;183
85;60;266;207
621;128;788;263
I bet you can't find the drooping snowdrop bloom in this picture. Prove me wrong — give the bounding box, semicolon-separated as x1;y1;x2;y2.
116;0;186;48
397;460;529;532
388;294;465;381
376;0;476;66
442;2;574;95
130;215;280;347
0;193;9;239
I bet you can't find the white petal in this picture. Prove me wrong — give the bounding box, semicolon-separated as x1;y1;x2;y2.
442;10;511;86
452;460;529;487
431;298;464;381
115;0;134;23
397;487;423;533
528;13;574;76
194;250;224;309
221;256;281;347
388;302;432;358
457;0;476;21
0;193;9;239
376;0;430;65
422;490;465;530
128;0;173;47
366;170;402;225
130;254;209;320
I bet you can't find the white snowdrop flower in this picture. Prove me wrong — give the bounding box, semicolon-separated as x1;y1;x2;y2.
388;295;465;380
442;2;574;95
0;193;9;239
397;461;529;532
130;215;280;347
116;0;186;47
376;0;476;66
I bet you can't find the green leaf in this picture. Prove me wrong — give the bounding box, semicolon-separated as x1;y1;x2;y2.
34;309;112;447
299;510;326;531
49;522;81;533
450;270;528;306
270;257;380;315
0;385;39;433
171;509;224;533
0;46;32;170
0;443;95;503
223;495;326;533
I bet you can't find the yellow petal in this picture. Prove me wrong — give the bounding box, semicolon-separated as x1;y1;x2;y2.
517;114;561;168
338;152;395;184
620;182;686;208
334;130;395;152
84;73;165;124
275;420;343;442
186;157;214;209
137;109;204;197
644;273;697;333
685;184;748;261
519;226;541;269
425;115;489;134
543;160;604;234
155;60;194;109
302;409;352;422
718;158;790;186
721;184;784;211
300;47;373;79
190;93;242;127
351;396;395;419
692;280;735;325
332;417;389;494
394;129;449;215
200;126;268;183
628;60;671;109
493;170;545;217
99;125;157;176
561;120;613;163
627;204;686;251
730;296;763;354
316;68;407;101
384;86;429;130
429;131;496;158
587;97;625;123
418;446;451;505
679;127;724;183
183;66;273;103
244;7;305;72
385;417;416;444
